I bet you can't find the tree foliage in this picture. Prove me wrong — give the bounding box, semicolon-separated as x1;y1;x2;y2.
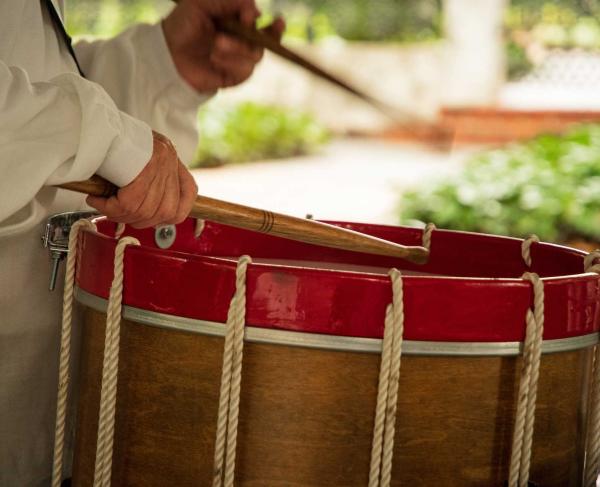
192;102;329;167
399;124;600;243
66;0;170;38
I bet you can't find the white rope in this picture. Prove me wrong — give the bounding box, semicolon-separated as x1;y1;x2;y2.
213;255;252;487
521;234;540;268
585;251;600;486
51;219;97;487
93;236;140;487
194;219;206;238
584;251;600;274
421;223;436;250
586;347;600;487
368;269;405;487
114;222;125;239
508;272;545;487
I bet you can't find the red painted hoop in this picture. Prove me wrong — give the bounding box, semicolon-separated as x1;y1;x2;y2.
75;218;600;343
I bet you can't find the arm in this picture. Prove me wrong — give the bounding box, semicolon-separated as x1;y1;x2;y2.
0;60;151;223
74;23;207;164
0;60;197;229
73;0;285;164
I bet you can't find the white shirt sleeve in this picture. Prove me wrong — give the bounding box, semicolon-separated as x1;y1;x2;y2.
74;22;212;165
0;61;152;224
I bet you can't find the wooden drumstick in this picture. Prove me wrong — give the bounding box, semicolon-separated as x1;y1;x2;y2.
213;18;404;122
57;176;429;264
167;0;429;126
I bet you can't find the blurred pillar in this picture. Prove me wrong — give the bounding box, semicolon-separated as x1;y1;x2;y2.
442;0;507;107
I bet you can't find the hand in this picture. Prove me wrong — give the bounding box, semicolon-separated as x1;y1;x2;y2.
162;0;285;92
86;132;198;229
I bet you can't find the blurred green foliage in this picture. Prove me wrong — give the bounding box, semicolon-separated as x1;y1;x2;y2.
261;0;442;42
67;0;442;43
504;1;600;79
192;102;329;167
507;0;600;49
399;124;600;243
506;40;534;80
66;0;171;38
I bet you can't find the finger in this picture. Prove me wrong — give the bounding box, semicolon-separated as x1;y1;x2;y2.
214;34;262;63
261;17;286;42
173;162;198;224
211;50;261;73
127;179;173;229
86;195;109;214
86;195;141;224
238;0;261;27
119;173;167;228
201;0;259;21
209;55;256;85
149;166;182;226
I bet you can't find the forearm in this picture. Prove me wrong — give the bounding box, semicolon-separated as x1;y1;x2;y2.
0;60;151;223
74;23;210;164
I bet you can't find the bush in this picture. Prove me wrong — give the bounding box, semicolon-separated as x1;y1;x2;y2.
506;40;534;80
260;0;442;43
67;0;170;38
506;1;600;50
192;102;330;167
399;124;600;243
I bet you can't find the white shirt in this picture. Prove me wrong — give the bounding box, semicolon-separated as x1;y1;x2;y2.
0;2;207;485
0;0;206;234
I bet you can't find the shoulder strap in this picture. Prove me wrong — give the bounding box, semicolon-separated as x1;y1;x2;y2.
42;0;85;77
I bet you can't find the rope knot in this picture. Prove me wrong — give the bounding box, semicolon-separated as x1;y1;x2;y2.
585;251;600;274
421;223;436;251
194;218;206;238
521;235;540;268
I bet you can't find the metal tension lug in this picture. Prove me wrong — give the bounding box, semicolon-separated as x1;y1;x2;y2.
41;211;98;291
154;224;177;249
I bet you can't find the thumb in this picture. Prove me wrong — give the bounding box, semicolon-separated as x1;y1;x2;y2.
261;16;285;42
86;195;108;212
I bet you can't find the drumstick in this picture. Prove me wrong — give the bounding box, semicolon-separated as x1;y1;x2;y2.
56;176;429;265
168;0;427;125
213;18;404;122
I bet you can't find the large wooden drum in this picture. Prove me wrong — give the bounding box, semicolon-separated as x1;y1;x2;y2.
70;218;600;486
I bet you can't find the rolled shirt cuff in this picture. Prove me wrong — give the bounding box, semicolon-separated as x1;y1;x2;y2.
96;111;153;188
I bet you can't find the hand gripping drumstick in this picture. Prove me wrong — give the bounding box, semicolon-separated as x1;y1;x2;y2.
57;176;429;265
169;1;433;127
213;18;403;122
210;18;452;139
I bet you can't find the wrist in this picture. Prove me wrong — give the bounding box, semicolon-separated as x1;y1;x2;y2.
161;20;217;94
161;19;185;80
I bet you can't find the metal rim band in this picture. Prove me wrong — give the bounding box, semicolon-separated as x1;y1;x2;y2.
75;287;600;357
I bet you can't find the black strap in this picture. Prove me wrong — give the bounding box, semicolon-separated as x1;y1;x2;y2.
43;0;85;77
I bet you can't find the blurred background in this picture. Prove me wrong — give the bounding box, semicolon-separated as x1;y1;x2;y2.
69;0;600;249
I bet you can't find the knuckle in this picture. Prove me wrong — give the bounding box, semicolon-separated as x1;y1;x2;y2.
138;208;156;221
158;207;178;223
174;207;189;225
121;200;138;215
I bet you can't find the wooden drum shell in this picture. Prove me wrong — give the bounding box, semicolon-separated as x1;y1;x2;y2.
73;306;591;487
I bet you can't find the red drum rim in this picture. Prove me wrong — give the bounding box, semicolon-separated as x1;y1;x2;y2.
74;217;600;343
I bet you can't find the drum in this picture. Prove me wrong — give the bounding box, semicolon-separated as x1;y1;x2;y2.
67;217;600;486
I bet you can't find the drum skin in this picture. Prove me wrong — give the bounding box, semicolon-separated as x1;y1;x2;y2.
71;219;600;486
